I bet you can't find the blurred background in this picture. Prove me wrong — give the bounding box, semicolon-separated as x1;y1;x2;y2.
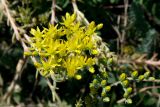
0;0;160;107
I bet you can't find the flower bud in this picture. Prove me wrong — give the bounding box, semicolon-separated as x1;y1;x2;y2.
75;75;82;80
91;49;99;55
148;77;155;81
126;87;132;94
93;79;98;84
144;71;150;78
138;75;144;81
122;80;129;87
105;86;111;92
66;13;70;18
96;23;103;30
123;92;129;98
89;67;95;73
103;97;110;102
119;73;127;81
101;80;107;86
131;70;138;78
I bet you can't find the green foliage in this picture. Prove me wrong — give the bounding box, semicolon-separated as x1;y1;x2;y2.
128;1;160;54
1;0;160;106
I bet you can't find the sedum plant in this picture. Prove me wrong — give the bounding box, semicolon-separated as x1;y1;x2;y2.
1;0;159;106
24;13;103;79
24;13;154;105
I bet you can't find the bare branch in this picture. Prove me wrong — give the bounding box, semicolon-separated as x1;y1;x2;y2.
1;0;20;41
1;0;38;103
119;53;160;67
117;86;160;103
2;57;28;103
50;0;56;25
46;76;61;106
71;0;89;25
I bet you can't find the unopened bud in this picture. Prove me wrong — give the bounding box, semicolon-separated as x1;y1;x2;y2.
96;23;103;30
119;73;127;81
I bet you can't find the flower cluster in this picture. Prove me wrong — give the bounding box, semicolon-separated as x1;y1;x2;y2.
89;71;111;103
118;69;154;103
24;13;103;79
24;13;154;104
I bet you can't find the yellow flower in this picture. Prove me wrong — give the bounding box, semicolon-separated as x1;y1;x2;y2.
89;66;95;73
75;75;82;80
25;13;100;79
96;23;103;30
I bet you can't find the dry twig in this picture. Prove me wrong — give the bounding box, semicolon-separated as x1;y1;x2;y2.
2;57;28;103
1;0;36;103
50;0;56;25
117;86;160;103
